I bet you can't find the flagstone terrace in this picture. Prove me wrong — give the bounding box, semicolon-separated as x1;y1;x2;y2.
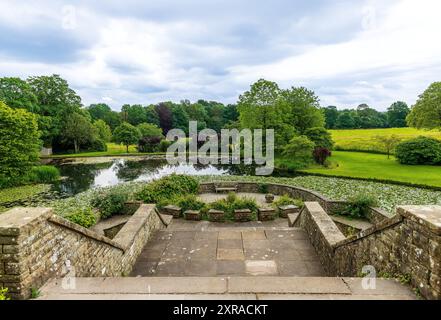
1;182;440;300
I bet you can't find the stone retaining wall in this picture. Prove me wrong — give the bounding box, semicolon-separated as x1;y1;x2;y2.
300;202;441;300
0;204;164;299
200;182;390;223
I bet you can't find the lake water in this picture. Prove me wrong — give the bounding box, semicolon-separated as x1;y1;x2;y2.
51;158;287;196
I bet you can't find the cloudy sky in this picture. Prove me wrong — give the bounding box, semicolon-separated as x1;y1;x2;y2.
1;0;440;111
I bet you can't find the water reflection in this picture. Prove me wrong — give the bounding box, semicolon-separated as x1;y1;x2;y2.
52;159;261;196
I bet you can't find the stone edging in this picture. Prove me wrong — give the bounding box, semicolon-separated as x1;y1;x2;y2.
199;181;391;223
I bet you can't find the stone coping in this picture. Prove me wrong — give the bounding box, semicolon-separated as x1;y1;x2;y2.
113;204;156;251
397;205;441;235
333;214;403;248
303;202;346;247
22;204;159;253
0;207;53;236
49;215;125;251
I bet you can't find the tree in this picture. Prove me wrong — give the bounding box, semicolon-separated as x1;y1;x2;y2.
87;103;121;130
223;104;239;125
113;123;141;153
0;77;38;112
183;101;208;130
62;113;96;153
335;111;356;129
323;106;339;129
145;105;160;126
237;79;282;131
170;104;189;133
94;119;112;142
279;86;325;134
374;135;401;159
137;123;163;138
304;127;334;150
407;82;441;130
0;102;40;187
282;135;315;163
27;74;82;147
121;104;148;126
387;101;410;128
155;103;173;134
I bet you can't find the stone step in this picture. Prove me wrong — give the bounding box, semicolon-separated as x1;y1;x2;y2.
38;276;416;300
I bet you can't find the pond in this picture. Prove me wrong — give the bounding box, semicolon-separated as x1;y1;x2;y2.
50;157;301;197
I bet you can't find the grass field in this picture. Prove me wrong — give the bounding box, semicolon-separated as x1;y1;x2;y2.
330;127;441;154
302;151;441;188
44;143;147;158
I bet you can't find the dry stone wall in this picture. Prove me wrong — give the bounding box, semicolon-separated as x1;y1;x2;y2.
0;204;164;299
300;202;441;300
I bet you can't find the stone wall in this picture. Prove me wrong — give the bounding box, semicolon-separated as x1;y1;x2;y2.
199;182;390;223
300;202;441;300
0;204;165;299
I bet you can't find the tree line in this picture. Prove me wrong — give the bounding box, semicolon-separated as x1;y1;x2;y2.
323;101;410;129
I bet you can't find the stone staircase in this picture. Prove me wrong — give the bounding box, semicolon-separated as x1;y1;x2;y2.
37;276;417;300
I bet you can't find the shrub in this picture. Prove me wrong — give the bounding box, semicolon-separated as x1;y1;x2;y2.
0;287;10;300
158;139;172;152
340;194;378;219
66;208;97;228
304;127;334;150
91;189;129;219
89;139;108;152
313;147;332;165
209;195;258;221
395;136;441;165
272;195;303;208
135;174;199;203
282;135;315;169
0;101;40;188
160;194;206;212
28;166;60;183
137;136;162;153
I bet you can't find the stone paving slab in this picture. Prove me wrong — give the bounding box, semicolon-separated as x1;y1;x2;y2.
228;277;352;294
132;224;324;277
40;277;228;295
38;277;417;300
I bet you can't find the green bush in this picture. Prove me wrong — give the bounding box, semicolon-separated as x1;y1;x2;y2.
395;136;441;165
304;127;334;150
89;139;108;152
135;174;199;203
158;139;172;152
66;208;97;228
159;194;206;212
0;287;10;300
0;101;41;188
340;194;378;219
272;195;303;208
209;195;258;221
91;189;129;219
28;166;60;183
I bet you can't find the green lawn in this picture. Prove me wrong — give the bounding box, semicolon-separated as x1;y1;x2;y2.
330;127;441;153
43;143;163;158
302;151;441;188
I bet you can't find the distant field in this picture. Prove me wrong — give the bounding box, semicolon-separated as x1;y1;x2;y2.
330;128;441;154
44;143;140;158
302;151;441;188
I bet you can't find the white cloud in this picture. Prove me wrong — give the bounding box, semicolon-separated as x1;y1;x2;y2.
0;0;440;110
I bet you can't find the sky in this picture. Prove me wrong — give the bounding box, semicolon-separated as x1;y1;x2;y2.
0;0;441;111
